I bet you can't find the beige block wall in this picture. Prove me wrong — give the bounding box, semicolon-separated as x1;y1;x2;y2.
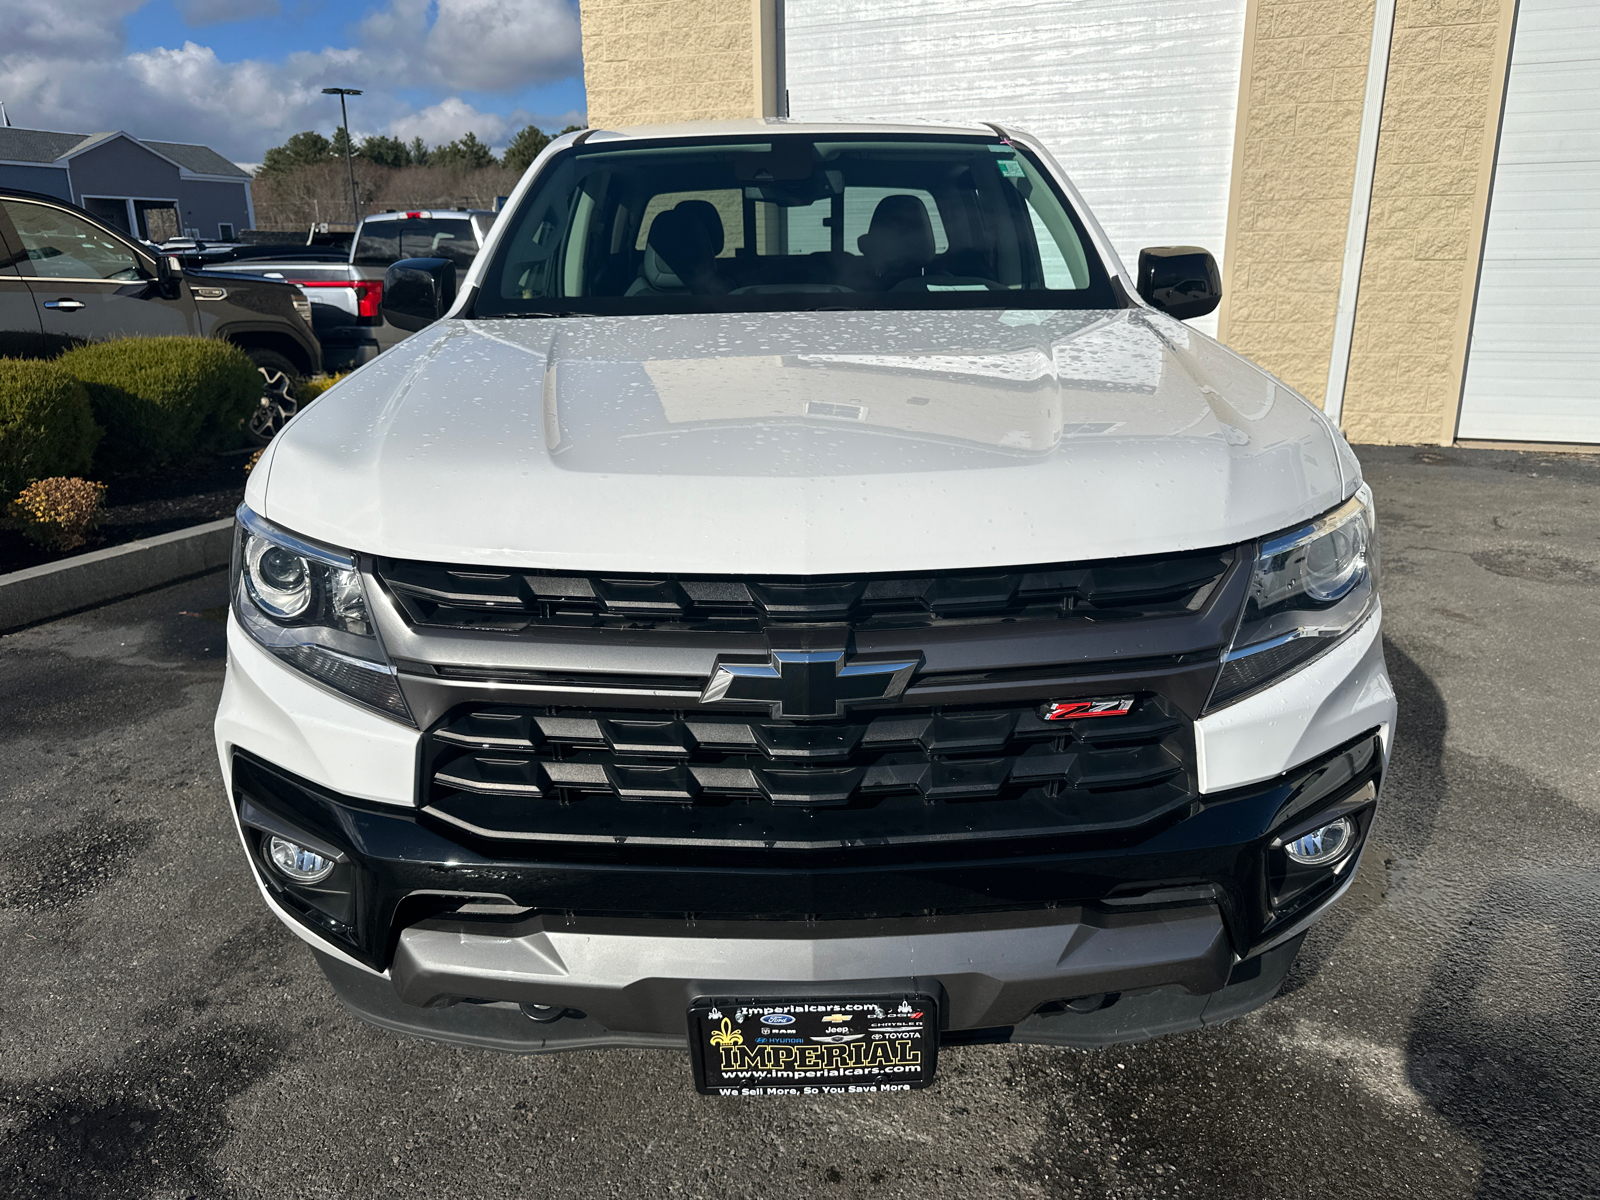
1339;0;1517;444
580;0;775;128
1217;0;1376;411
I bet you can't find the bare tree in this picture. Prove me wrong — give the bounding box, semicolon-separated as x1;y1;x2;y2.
252;162;523;232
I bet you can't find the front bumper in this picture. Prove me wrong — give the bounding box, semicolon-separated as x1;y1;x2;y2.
222;730;1379;1048
313;930;1308;1053
215;597;1395;1053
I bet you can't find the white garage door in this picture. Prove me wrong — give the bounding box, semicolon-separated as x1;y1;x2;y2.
783;0;1249;336
1458;0;1600;443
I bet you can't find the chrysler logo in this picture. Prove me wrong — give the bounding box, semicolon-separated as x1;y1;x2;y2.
701;650;920;719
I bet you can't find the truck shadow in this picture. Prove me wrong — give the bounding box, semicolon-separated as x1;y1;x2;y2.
1374;636;1600;1197
1405;798;1600;1197
1286;634;1600;1196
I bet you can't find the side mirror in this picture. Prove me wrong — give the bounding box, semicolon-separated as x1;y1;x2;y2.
1136;246;1221;321
381;257;458;332
155;253;184;299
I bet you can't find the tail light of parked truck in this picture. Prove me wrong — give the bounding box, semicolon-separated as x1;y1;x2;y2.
290;279;385;324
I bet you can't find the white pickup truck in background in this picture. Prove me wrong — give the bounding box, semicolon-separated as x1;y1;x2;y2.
208;208;495;374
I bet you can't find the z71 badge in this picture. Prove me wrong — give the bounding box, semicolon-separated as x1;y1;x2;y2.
1042;696;1135;721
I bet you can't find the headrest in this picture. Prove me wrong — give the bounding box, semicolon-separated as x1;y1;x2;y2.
857;194;936;274
672;199;725;256
646;206;715;285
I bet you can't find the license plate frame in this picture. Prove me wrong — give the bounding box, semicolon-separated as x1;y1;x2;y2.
688;993;938;1096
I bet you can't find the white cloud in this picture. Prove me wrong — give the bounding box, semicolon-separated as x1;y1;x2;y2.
0;0;582;157
175;0;280;26
358;0;580;93
424;0;582;91
385;98;513;148
0;0;146;59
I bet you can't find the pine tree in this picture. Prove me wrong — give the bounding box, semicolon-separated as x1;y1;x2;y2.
258;130;333;177
329;126;355;161
502;125;551;174
433;131;497;170
359;134;412;168
409;137;431;166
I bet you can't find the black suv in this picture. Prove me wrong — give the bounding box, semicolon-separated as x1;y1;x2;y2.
0;189;321;443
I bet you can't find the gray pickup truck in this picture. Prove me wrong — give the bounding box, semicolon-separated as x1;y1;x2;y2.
209;209;494;375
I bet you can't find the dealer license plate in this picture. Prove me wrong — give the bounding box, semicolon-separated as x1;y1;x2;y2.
688;994;938;1096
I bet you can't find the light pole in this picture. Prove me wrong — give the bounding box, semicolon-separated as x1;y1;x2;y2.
322;86;363;227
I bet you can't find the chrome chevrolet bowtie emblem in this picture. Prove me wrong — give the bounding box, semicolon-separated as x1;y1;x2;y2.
701;650;920;719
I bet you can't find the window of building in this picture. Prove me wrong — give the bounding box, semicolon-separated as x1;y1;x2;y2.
82;197;131;235
135;202;180;243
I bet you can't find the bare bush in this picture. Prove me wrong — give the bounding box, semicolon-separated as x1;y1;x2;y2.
8;476;107;551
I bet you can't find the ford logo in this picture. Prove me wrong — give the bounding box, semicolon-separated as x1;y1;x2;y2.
761;1013;795;1025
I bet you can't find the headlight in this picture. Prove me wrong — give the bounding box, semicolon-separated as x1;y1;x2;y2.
1208;484;1379;709
230;505;413;722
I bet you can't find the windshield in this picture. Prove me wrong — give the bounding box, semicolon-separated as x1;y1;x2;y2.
353;218;479;268
473;134;1118;317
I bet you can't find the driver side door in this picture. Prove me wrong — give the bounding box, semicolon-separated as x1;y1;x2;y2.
0;198;198;342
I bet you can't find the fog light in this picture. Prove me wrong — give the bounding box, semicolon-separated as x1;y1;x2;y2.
1284;817;1355;866
267;836;336;883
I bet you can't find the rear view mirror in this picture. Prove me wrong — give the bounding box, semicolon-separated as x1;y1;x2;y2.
382;257;458;332
1136;246;1222;320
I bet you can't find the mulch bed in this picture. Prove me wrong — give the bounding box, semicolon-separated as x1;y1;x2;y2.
0;452;250;576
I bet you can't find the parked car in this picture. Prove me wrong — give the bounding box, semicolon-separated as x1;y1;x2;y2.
207;208;495;374
219;122;1394;1096
0;187;321;444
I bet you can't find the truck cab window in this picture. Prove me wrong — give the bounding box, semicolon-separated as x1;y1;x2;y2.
3;202;145;281
479;134;1114;316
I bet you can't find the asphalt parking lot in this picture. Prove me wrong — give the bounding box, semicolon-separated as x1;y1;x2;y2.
2;444;1597;1200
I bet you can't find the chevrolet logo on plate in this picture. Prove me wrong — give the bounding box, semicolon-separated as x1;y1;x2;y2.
701;651;920;719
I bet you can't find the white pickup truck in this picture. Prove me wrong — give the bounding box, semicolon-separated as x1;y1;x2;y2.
219;121;1394;1096
210;208;494;375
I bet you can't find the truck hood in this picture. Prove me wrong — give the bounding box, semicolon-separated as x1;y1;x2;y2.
252;308;1353;574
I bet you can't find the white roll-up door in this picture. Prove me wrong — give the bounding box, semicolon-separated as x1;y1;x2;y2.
1458;0;1600;443
783;0;1248;335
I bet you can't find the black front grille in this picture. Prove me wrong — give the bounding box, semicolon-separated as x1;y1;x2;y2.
421;696;1195;851
378;548;1234;633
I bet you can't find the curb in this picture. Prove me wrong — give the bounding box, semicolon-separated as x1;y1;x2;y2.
0;517;234;633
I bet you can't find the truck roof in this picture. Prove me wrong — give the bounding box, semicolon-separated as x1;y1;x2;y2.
585;117;1009;142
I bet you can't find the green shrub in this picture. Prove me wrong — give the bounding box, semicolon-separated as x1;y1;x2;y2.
56;337;262;472
0;331;84;361
0;358;102;500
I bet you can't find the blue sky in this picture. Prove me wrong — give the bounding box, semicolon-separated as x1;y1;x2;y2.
1;0;588;166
